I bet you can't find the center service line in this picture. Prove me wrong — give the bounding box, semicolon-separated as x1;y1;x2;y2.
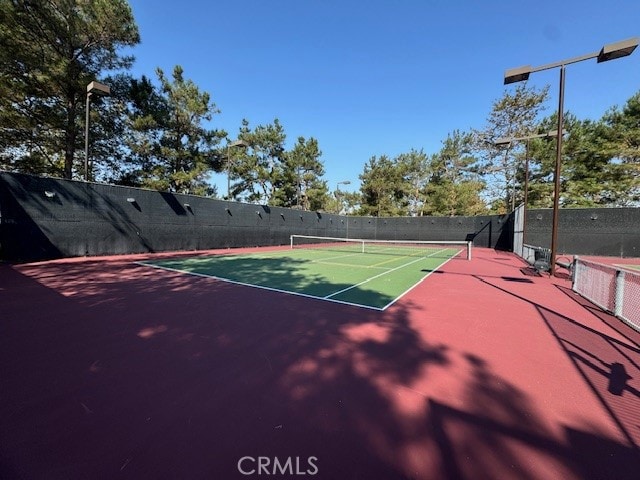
324;249;447;299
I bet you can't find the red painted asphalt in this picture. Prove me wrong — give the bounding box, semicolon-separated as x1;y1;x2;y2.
1;247;638;479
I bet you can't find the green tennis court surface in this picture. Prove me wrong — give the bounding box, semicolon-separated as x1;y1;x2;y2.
141;244;464;310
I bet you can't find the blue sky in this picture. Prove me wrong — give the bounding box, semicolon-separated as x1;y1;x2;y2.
127;0;639;196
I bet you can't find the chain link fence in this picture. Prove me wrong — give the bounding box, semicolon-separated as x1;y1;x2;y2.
572;258;640;332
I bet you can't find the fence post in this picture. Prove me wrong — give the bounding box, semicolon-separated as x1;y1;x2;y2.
615;269;625;318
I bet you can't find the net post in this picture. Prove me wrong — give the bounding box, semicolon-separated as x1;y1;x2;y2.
467;241;472;260
290;235;294;249
572;256;580;292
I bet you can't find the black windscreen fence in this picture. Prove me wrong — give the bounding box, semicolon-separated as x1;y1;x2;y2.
2;172;636;262
524;207;640;258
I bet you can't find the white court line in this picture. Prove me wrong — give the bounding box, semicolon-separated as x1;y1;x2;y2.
135;261;385;311
136;247;459;311
324;248;448;299
379;253;460;311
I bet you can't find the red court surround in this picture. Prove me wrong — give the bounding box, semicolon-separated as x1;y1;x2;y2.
1;247;638;479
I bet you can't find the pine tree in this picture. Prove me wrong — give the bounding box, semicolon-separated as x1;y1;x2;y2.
475;83;549;212
231;119;286;204
424;131;485;216
359;155;408;216
276;136;328;210
0;0;139;178
125;66;225;195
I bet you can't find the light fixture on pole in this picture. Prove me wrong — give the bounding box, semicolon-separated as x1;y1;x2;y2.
84;81;111;181
494;130;564;255
335;180;351;214
226;139;248;200
503;37;638;276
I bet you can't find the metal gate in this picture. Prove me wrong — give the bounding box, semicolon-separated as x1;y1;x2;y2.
513;203;524;257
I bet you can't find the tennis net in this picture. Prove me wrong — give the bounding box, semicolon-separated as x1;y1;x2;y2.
290;235;472;260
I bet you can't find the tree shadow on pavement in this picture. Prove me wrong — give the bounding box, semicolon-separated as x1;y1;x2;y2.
2;261;640;479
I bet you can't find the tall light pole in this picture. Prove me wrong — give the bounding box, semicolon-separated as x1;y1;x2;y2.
297;164;303;209
494;130;563;255
84;81;110;181
226;139;248;200
335;180;351;214
504;37;638;276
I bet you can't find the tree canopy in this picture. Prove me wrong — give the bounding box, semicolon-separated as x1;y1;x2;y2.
0;0;139;178
1;1;639;215
122;66;226;195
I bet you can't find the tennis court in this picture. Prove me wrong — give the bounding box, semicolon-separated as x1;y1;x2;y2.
2;245;639;479
140;236;471;310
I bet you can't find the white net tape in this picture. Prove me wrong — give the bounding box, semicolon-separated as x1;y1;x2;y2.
290;235;472;260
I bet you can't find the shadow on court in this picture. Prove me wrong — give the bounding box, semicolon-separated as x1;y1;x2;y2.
473;275;640;452
146;245;461;310
147;254;396;307
1;252;639;479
